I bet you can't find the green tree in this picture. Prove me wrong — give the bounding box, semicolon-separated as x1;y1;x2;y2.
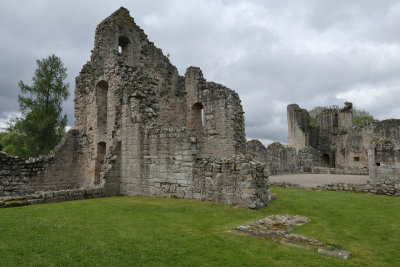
0;131;30;158
352;109;376;126
0;118;30;157
308;105;376;127
15;54;69;157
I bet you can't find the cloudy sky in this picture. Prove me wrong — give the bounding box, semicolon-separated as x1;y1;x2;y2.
1;0;400;145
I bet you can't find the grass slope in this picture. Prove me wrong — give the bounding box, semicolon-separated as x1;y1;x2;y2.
0;187;399;266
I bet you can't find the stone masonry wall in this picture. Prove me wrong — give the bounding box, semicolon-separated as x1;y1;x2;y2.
343;119;400;174
115;123;270;208
247;140;319;175
192;155;270;208
286;102;400;177
0;7;270;209
287;104;311;152
0;187;105;208
368;139;400;183
297;146;320;172
265;142;297;175
272;178;400;197
0;129;90;198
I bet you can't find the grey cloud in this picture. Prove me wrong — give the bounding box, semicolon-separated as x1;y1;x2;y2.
0;0;399;145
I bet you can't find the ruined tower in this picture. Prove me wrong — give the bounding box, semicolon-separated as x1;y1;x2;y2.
0;7;270;209
287;104;312;152
71;7;269;207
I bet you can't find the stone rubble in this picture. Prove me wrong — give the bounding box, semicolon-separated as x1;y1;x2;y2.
232;214;351;260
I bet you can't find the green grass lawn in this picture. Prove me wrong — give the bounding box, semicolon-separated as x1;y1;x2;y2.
0;187;399;267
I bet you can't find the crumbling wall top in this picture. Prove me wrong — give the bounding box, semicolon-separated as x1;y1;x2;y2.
95;7;137;35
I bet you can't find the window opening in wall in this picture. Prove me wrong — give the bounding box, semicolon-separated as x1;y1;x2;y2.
320;154;330;167
376;162;381;166
96;81;109;134
191;102;204;129
118;36;130;56
354;157;360;162
94;142;106;185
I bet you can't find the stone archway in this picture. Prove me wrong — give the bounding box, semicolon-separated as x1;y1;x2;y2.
189;102;204;130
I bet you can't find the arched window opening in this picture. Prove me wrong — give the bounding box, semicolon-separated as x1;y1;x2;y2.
320;154;330;167
96;81;109;133
94;142;106;185
190;102;204;129
118;36;130;56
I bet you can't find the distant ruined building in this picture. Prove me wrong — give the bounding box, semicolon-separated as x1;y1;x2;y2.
0;7;270;208
287;103;400;179
248;102;400;183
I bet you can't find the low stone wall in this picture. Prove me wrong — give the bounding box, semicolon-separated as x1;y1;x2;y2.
134;151;270;209
192;155;270;208
0;129;90;198
271;178;400;196
1;154;270;209
0;187;105;208
247;140;298;175
0;151;45;197
307;167;368;176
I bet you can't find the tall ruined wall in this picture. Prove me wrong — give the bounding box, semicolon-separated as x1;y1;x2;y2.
74;8;247;186
266;142;297;175
74;7;265;208
287;104;311;152
247;140;317;175
368;139;400;183
342;119;400;172
316;109;339;167
1;7;269;209
0;130;89;197
184;67;246;157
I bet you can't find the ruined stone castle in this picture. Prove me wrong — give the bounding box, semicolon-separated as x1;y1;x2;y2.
0;7;270;208
248;102;400;183
1;7;399;208
287;103;400;179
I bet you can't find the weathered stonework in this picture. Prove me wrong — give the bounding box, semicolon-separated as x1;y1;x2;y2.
231;214;351;259
287;104;312;152
0;7;270;209
368;139;400;184
0;129;88;198
247;140;320;175
286;103;400;181
0;188;105;208
272;178;400;196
